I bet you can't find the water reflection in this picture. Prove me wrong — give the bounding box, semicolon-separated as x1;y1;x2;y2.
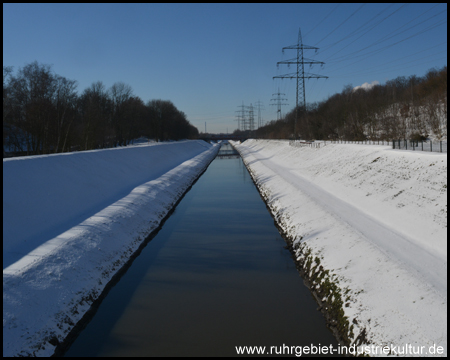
216;142;240;159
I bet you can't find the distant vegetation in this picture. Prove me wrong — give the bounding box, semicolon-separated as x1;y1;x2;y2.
3;61;199;157
254;65;447;141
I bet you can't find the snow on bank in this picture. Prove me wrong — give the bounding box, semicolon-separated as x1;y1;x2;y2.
3;141;219;357
3;140;214;269
233;139;447;356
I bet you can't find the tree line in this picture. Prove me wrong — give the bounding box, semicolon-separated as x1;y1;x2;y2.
254;65;447;141
3;61;199;157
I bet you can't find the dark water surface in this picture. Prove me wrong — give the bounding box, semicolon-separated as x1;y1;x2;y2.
65;143;338;357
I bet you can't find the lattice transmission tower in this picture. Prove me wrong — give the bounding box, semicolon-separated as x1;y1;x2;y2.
270;88;288;121
273;28;328;137
235;102;247;131
253;100;265;128
246;104;255;132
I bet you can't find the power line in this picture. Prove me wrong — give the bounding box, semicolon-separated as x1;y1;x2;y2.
326;7;447;65
327;18;447;73
306;3;445;86
303;3;341;40
315;3;366;46
366;5;444;50
320;3;405;60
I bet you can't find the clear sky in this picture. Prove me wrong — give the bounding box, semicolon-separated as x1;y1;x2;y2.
3;3;447;134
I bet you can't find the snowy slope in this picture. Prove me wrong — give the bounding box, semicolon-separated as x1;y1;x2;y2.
3;141;219;357
233;139;447;356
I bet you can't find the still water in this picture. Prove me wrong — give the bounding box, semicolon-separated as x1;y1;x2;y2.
65;143;338;357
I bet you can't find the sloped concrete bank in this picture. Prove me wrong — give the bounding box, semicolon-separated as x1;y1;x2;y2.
3;141;220;357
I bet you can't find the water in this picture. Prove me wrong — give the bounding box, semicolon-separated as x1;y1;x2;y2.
64;143;338;356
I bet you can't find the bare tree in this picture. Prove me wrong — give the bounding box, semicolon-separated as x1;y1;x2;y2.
53;75;78;153
3;66;14;156
78;81;111;150
6;62;56;154
109;82;133;146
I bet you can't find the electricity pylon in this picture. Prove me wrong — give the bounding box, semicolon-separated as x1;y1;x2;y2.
273;28;328;138
246;104;255;131
235;102;246;131
254;100;265;128
270;88;289;121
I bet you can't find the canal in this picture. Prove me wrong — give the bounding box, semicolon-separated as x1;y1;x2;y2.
64;142;338;356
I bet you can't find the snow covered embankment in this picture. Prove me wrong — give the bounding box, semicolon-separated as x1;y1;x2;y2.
233;139;447;356
3;140;219;357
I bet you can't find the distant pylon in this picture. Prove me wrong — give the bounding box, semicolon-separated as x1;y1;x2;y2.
235;101;246;131
246;104;255;131
254;100;265;128
270;88;288;121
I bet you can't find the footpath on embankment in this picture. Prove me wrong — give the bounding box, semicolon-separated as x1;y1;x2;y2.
232;139;447;356
3;140;219;357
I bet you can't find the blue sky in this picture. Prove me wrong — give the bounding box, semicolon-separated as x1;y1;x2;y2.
3;3;447;133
